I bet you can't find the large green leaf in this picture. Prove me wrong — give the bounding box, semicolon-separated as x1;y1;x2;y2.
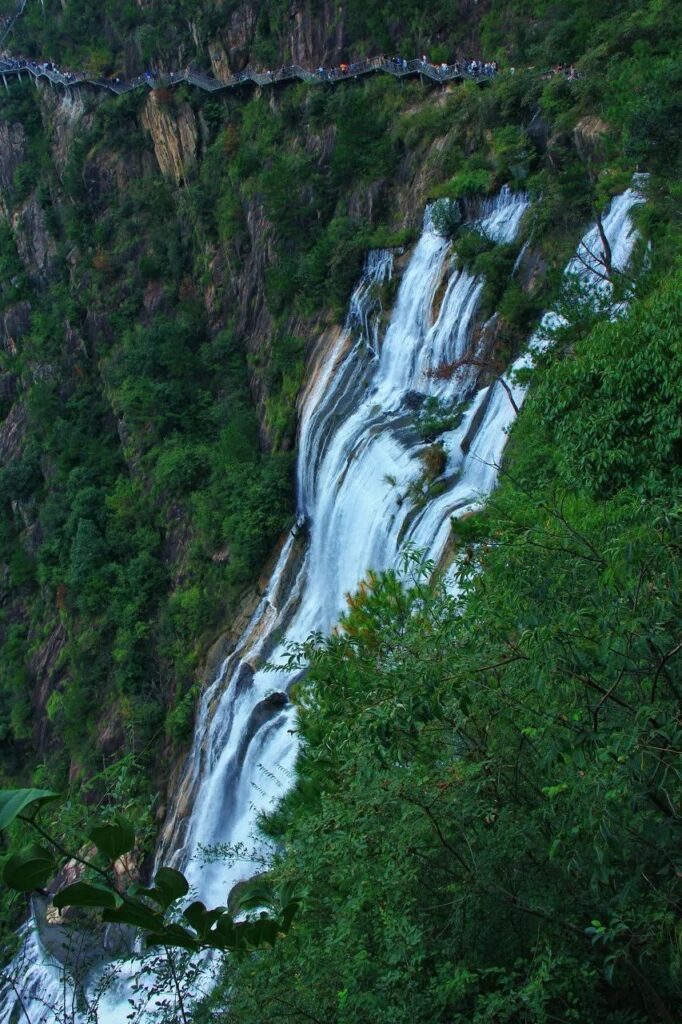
183;900;227;939
53;881;123;911
0;789;60;830
132;866;189;911
3;844;55;891
154;866;189;902
101;899;165;932
89;815;136;862
144;922;200;952
280;897;301;933
230;877;277;914
237;915;280;949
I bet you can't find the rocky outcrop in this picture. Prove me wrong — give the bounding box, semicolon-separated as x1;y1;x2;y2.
209;39;234;82
286;1;347;65
574;116;609;166
30;622;67;751
38;85;89;176
0;401;28;463
141;92;198;184
0;300;31;354
208;0;346;72
515;244;547;294
0;120;27;194
11;194;58;282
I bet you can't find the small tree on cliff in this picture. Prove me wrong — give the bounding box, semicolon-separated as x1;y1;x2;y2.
427;355;520;415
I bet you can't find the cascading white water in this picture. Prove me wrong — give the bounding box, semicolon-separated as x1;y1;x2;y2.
175;189;532;915
0;182;644;1023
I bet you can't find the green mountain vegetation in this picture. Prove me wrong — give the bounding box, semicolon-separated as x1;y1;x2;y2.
7;0;674;80
0;0;680;1019
209;272;682;1024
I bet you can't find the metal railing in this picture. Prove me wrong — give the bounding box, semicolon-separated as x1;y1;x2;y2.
0;53;497;97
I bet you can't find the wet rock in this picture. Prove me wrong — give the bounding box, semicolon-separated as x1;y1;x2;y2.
515;245;548;294
31;622;67;751
287;0;347;66
461;385;494;455
234;662;255;695
527;110;550;151
261;690;288;711
40;86;89;176
229;46;250;73
98;713;126;757
209;39;250;80
403;390;426;410
248;691;288;736
81;146;155;208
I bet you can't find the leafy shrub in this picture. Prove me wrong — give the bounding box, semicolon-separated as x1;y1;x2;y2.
534;270;682;496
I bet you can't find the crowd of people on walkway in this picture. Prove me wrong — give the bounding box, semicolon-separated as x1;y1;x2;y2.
0;49;501;87
0;47;579;93
0;53;81;82
312;55;500;80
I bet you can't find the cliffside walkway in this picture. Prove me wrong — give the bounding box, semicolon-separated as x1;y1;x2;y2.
0;53;496;98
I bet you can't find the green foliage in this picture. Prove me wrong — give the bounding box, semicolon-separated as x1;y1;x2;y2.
535;272;682;497
0;792;300;953
0;788;60;829
204;245;682;1021
430;199;462;240
89;815;136;862
0;0;681;1011
3;843;55;891
415;397;465;441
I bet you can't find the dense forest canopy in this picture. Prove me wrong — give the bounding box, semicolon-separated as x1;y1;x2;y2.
0;0;679;1021
7;0;678;75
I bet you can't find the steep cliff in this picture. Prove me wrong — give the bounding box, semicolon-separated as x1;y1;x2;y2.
11;0;491;76
0;0;679;899
0;1;680;1021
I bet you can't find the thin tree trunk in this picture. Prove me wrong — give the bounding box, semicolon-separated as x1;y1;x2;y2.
498;376;519;415
592;202;612;278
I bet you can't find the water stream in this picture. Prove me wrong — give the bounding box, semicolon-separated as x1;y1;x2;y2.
0;183;643;1023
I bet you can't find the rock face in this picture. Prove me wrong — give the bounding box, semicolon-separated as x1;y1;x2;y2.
0;401;28;463
286;0;347;65
38;85;89;176
141;93;198;183
208;2;259;81
30;622;67;752
574;116;609;166
0;120;27;195
208;0;346;70
12;194;58;282
0;301;31;355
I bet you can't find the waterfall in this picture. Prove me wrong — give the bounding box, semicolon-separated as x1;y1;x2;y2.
0;182;644;1022
175;188;532;913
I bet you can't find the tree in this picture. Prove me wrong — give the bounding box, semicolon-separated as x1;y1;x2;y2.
427;354;520;414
